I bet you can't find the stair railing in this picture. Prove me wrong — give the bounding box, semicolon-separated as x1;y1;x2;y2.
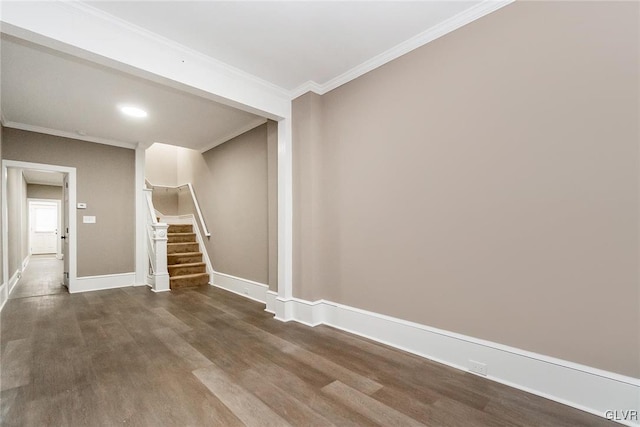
146;181;211;238
144;187;170;292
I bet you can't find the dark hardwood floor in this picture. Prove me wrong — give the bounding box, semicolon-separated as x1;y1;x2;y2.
1;283;611;426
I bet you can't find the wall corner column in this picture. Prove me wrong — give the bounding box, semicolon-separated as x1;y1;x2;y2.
134;143;147;286
277;113;293;302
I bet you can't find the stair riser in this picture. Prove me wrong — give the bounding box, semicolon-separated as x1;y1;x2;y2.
168;224;193;233
167;243;200;254
170;274;210;289
168;233;196;244
168;265;206;277
167;254;202;264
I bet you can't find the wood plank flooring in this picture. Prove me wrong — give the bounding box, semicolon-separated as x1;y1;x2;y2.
1;284;612;426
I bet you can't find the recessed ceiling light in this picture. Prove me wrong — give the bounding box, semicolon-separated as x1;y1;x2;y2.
119;105;148;118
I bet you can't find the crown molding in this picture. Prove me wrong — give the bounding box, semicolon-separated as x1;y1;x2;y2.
290;0;515;98
289;81;324;100
199;117;268;154
58;1;291;102
2;121;138;150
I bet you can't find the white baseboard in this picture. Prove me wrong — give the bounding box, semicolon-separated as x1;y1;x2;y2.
7;268;21;295
271;298;640;426
70;272;135;293
265;290;277;314
211;271;268;304
21;255;30;271
0;282;7;312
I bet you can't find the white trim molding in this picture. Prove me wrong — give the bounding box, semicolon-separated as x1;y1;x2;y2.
7;269;21;296
70;272;135;293
134;144;148;287
21;255;30;272
290;0;515;98
265;290;277;314
2;160;78;295
0;283;7;312
270;298;640;426
2;121;137;150
212;271;268;304
0;1;290;119
198;117;267;154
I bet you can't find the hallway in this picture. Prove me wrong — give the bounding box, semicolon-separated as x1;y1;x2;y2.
9;255;65;300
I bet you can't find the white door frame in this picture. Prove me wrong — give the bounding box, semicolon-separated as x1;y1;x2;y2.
27;198;62;258
2;161;77;297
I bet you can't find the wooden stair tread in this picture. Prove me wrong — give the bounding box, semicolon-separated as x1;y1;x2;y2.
170;272;209;279
167;251;202;261
168;262;205;269
164;223;205;290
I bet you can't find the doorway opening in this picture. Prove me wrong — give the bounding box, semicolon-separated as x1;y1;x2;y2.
1;160;77;302
28;199;62;258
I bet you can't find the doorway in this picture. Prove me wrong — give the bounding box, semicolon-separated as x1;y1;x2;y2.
28;199;62;257
1;160;77;302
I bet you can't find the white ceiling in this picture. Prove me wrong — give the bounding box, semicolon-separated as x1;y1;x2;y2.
0;1;493;151
86;1;479;91
22;170;64;186
1;36;265;151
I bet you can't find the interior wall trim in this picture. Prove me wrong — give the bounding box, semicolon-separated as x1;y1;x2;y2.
6;269;21;298
268;297;639;425
198;118;268;153
290;0;515;98
2;121;137;150
71;272;135;293
0;283;7;312
211;271;268;304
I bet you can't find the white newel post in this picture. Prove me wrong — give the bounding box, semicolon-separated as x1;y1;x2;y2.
152;223;170;292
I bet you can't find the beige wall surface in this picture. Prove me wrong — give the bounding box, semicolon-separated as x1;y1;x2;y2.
27;184;62;201
21;176;28;263
177;124;270;285
152;190;179;216
2;128;135;277
293;1;639;377
145;143;178;187
6;168;25;277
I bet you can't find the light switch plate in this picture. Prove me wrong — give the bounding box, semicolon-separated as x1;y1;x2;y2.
83;216;96;224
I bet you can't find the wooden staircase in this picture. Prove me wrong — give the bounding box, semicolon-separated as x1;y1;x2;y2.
166;224;209;289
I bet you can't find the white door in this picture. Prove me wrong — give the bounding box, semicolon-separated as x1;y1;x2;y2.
29;202;58;254
63;174;70;287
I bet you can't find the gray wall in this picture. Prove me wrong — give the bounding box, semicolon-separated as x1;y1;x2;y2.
27;184;62;201
145;143;178;186
177;124;272;286
2;128;136;277
6;168;27;277
292;1;639;377
146;143;180;216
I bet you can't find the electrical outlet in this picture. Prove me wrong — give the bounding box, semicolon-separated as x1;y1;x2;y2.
469;360;487;376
